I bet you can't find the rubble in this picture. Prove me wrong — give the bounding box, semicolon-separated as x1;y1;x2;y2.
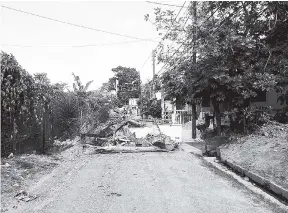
81;119;178;153
14;190;38;202
1;153;60;210
93;146;169;154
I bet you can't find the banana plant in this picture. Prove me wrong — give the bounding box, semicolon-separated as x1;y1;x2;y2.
71;73;94;132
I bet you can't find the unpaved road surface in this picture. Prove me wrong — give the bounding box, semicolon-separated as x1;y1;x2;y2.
6;149;287;213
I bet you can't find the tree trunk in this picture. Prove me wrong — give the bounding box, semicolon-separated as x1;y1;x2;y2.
212;100;221;136
243;110;246;134
192;103;197;139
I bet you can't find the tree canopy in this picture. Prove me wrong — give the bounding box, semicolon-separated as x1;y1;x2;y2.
147;1;288;109
105;66;141;106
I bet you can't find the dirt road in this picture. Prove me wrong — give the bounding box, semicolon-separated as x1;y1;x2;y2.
7;148;286;213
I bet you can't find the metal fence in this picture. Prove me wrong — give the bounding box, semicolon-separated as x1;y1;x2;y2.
175;110;193;125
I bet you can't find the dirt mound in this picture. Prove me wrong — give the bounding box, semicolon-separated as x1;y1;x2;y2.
220;122;288;189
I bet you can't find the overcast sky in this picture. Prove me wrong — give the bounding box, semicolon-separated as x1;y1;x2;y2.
1;1;185;90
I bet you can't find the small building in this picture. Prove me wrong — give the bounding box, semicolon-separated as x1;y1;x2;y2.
161;93;194;125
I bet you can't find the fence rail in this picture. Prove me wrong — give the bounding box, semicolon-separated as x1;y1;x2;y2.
175;110;192;124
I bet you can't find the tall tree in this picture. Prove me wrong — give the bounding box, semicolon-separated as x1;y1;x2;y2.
107;66;141;106
138;81;162;118
147;1;288;132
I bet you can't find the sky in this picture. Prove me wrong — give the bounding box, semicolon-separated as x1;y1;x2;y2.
1;1;186;91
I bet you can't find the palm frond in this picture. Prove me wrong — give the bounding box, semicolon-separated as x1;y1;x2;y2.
84;80;93;91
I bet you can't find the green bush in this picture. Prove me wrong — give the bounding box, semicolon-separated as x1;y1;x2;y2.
51;93;80;140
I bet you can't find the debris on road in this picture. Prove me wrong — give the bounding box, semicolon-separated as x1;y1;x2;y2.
93;146;169;154
14;190;38;202
81;119;178;153
107;192;122;197
1;152;61;210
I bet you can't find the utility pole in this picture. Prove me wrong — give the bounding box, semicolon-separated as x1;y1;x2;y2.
191;1;197;139
152;49;156;98
139;71;143;118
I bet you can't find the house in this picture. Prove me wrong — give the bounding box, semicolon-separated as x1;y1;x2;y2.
161;89;287;125
161;92;195;125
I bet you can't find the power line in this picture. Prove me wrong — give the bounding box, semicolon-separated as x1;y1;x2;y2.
146;1;188;8
140;52;153;70
2;38;161;48
1;5;159;43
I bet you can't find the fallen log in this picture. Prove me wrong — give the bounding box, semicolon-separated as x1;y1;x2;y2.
113;119;143;134
92;146;169;154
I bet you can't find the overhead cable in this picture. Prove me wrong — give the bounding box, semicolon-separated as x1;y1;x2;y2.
146;1;188;8
2;38;161;48
1;5;158;42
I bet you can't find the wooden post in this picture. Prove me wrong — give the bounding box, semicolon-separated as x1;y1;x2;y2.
42;102;49;154
152;49;156;98
42;115;45;154
243;110;246;134
192;103;197;138
12;118;17;154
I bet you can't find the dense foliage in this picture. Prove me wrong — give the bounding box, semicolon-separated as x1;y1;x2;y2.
1;52;68;155
147;1;288;131
1;52;118;156
138;82;162;118
105;66;141;106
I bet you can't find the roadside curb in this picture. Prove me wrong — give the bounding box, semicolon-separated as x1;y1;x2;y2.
180;143;203;157
216;148;288;202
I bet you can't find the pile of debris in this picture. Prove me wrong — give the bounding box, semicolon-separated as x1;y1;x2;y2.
81;119;178;153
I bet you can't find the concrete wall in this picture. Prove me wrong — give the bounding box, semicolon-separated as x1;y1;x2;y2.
130;124;182;142
182;121;202;142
